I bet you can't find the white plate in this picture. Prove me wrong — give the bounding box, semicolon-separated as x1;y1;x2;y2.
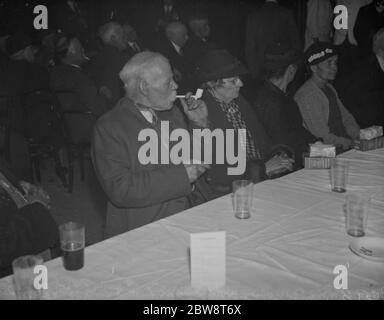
349;237;384;262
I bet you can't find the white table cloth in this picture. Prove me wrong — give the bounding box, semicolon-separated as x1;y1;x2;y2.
1;149;384;299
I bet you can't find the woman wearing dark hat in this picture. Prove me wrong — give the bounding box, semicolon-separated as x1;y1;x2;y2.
253;45;318;167
294;42;360;151
196;50;295;194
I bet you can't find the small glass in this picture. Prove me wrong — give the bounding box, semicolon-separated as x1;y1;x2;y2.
12;255;44;300
345;193;370;237
59;222;85;271
232;180;253;219
330;158;349;193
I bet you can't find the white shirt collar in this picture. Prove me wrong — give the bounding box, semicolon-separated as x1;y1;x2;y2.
139;110;154;124
170;41;182;55
70;64;81;69
377;55;384;73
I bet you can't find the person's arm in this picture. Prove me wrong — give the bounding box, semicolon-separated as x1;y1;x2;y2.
91;122;192;208
0;203;59;273
338;97;360;139
257;99;290;146
295;89;352;148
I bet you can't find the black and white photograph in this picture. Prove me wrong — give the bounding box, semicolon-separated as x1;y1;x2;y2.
0;0;383;305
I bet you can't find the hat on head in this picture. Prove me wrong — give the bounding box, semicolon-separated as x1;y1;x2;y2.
5;32;32;55
264;42;302;75
195;49;248;83
304;41;337;66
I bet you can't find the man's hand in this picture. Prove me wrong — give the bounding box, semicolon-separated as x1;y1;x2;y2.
180;92;209;128
20;181;51;209
183;163;210;183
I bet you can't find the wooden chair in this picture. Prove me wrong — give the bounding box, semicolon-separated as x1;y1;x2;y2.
53;90;96;193
21;90;68;189
0;95;14;163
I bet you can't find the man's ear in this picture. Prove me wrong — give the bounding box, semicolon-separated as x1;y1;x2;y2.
309;64;317;74
139;79;149;96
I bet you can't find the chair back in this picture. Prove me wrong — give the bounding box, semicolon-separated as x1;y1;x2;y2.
0;95;21;162
53;90;96;145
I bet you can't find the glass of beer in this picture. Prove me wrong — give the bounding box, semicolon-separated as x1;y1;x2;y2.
59;222;85;271
232;180;253;219
12;255;44;300
330;158;349;193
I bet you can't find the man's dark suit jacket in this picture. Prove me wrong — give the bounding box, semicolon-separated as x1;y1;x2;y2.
92;97;214;238
245;2;301;80
183;34;218;66
87;45;131;104
354;3;384;58
254;81;317;166
336;55;384;128
0;159;59;278
155;39;196;93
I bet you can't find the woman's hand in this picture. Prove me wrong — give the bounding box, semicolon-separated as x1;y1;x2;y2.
180;92;209;128
20;181;51;209
265;154;295;177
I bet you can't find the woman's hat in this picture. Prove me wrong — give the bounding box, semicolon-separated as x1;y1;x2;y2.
304;41;337;66
195;49;248;83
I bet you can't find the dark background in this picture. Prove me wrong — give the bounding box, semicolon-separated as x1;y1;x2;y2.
0;0;314;59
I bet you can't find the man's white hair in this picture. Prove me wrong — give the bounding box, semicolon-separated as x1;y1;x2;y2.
119;51;169;99
99;21;122;45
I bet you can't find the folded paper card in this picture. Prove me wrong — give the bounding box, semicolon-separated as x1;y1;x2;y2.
360;126;383;140
309;142;336;158
190;231;226;290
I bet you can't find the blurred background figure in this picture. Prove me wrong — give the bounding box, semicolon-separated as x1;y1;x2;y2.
87;21;130;104
245;0;301;84
156;21;195;93
122;23;145;58
354;0;384;59
336;27;384;128
334;0;373;79
154;0;182;33
304;0;333;49
184;12;218;66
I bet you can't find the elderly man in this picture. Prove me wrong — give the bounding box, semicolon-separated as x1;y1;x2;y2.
184;13;217;66
122;23;145;58
156;22;195;92
294;42;360;151
337;27;384;128
87;22;130;104
92;52;212;238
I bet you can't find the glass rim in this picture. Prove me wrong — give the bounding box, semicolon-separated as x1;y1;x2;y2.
12;254;43;269
59;221;84;232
